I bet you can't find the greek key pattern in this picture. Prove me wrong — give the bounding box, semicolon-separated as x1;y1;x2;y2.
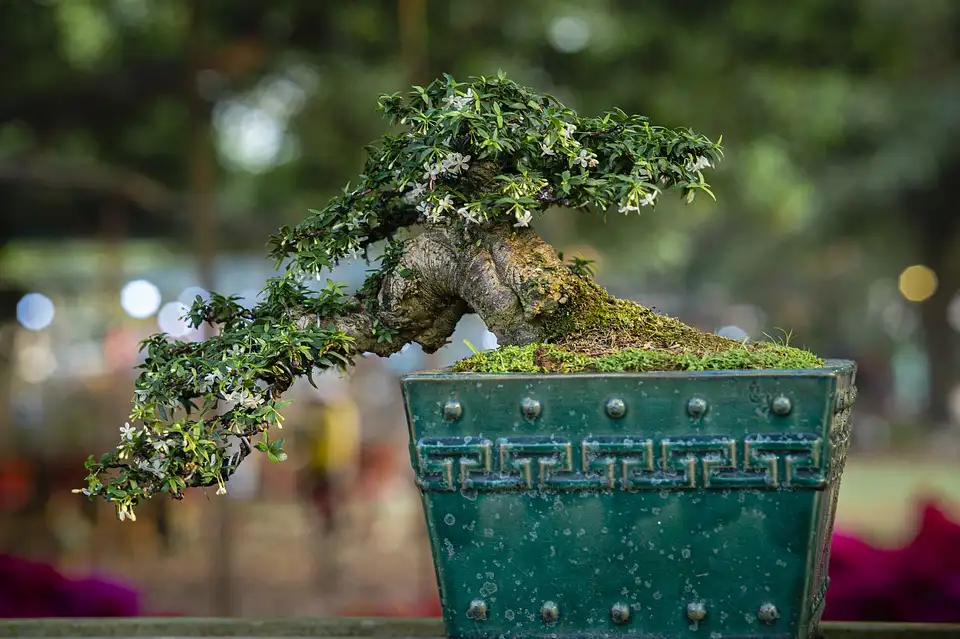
415;433;827;492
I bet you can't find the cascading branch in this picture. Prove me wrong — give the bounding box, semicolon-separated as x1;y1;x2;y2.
79;72;820;521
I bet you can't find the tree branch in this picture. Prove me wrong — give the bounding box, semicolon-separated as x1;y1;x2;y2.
0;159;178;213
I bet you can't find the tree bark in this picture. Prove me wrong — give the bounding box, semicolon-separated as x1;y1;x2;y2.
322;223;581;357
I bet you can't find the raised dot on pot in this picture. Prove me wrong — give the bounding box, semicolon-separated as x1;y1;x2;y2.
771;396;792;416
758;602;779;624
443;400;462;422
686;601;707;621
687;397;708;418
605;398;626;418
521;397;541;419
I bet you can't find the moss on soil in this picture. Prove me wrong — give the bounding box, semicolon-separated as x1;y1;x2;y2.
455;278;824;374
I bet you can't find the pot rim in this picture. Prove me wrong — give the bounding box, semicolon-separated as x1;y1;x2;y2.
401;359;855;381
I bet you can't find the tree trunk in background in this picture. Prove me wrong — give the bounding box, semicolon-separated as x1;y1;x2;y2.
915;166;960;430
398;0;428;86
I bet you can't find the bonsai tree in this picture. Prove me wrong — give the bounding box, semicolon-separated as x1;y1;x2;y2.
78;73;820;521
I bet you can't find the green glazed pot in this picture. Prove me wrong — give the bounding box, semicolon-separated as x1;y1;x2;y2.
401;360;857;639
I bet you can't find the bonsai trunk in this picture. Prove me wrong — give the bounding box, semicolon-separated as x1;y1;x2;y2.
326;223;592;356
319;222;744;368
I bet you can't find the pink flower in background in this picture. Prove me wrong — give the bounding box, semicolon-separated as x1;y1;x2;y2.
824;498;960;623
0;555;139;618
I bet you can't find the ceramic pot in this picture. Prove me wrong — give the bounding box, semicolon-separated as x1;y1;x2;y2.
401;361;856;639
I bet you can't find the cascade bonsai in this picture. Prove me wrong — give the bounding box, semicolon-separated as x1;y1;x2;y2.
78;72;821;521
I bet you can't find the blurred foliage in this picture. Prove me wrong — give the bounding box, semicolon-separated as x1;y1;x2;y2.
1;0;959;421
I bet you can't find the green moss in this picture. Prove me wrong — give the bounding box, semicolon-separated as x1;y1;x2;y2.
455;274;824;374
455;277;824;374
540;278;744;356
454;341;824;374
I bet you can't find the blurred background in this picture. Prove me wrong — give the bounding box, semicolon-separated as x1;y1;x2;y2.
1;0;959;621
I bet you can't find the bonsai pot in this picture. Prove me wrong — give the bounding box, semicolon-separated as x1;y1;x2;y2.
401;360;856;639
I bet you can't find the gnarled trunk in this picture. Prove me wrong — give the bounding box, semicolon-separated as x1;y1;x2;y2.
331;223;582;356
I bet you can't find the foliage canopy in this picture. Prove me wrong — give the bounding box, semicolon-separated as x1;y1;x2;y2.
77;73;749;521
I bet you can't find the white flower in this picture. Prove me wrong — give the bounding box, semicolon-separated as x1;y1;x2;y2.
436;195;455;213
117;503;137;522
513;210;533;228
72;488;93;496
458;206;481;225
686;156;712;172
120;423;136;440
559;123;576;138
540;143;555;156
238;391;264;409
134;389;149;402
405;181;427;203
619;190;657;213
224;388;263;409
417;201;443;223
216;483;227;496
422;161;443;181
139;458;165;476
443;153;470;174
347;245;363;260
573;150;597;169
638;191;657;207
153;439;173;454
443;89;473;110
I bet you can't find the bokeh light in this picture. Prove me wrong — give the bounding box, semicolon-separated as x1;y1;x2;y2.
548;15;591;53
949;293;960;333
17;338;58;384
120;279;162;318
157;301;192;338
16;293;55;331
898;264;938;302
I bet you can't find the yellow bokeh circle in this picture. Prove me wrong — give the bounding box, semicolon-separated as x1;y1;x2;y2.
898;264;938;302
